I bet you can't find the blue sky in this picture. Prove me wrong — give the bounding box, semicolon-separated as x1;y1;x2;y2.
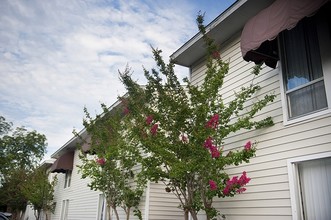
0;0;235;159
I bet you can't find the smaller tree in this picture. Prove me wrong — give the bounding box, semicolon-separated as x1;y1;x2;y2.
78;104;146;220
23;167;57;220
0;116;47;219
0;168;29;219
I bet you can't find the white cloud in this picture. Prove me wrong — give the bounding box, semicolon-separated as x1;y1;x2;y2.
0;0;234;159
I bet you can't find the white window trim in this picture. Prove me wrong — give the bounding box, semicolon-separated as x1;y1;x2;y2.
278;53;331;126
278;13;331;126
64;170;72;189
287;152;331;220
60;199;69;220
97;194;107;220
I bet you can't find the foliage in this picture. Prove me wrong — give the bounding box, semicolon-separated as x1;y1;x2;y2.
77;104;146;220
22;167;57;220
119;14;275;220
0;168;29;218
0;116;12;135
0;117;47;179
0;116;47;218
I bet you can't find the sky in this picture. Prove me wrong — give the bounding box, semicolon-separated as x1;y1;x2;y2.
0;0;236;159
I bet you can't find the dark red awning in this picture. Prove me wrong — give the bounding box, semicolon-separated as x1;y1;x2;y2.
241;0;328;68
50;151;74;173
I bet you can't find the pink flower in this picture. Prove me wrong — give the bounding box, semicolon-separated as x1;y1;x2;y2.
209;180;217;191
244;141;252;151
223;172;251;196
96;157;106;166
238;171;251;186
236;188;246;194
223;186;230;195
146;115;153;125
228;176;238;185
203;137;221;158
203;137;213;148
150;123;158;135
211;150;220;158
210;145;220;158
206;114;219;129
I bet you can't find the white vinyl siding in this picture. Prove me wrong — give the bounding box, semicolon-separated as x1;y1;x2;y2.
190;32;331;220
148;182;185;220
52;149;149;220
52;150;101;220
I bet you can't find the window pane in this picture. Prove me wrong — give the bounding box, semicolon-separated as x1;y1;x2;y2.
283;22;309;90
67;171;72;187
64;170;72;188
282;17;323;91
298;157;331;220
287;81;327;118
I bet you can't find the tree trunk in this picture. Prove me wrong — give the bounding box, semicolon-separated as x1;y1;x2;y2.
190;210;198;220
126;207;131;220
113;206;120;220
34;209;41;220
107;205;111;220
184;209;189;220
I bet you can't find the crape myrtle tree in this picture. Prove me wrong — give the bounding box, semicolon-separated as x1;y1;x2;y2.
78;104;146;220
0;116;47;220
119;14;275;220
22;167;57;220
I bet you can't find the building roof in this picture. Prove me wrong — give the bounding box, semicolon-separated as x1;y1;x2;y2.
171;0;275;67
51;98;124;159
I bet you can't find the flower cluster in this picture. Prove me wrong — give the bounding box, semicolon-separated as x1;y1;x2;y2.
150;123;158;136
145;115;159;136
223;171;251;196
209;180;217;191
244;141;252;151
203;137;220;158
96;157;106;166
205;114;219;129
146;115;153;125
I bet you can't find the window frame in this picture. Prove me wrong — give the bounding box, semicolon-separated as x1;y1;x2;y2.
287;152;331;220
278;11;331;125
60;199;69;220
64;170;72;188
97;194;107;220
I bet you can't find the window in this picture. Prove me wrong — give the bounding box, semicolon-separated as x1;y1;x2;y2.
280;15;328;120
97;194;107;220
64;170;72;188
288;153;331;220
60;199;69;220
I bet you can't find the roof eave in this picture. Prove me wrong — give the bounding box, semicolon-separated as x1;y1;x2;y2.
50;98;124;159
171;0;275;67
